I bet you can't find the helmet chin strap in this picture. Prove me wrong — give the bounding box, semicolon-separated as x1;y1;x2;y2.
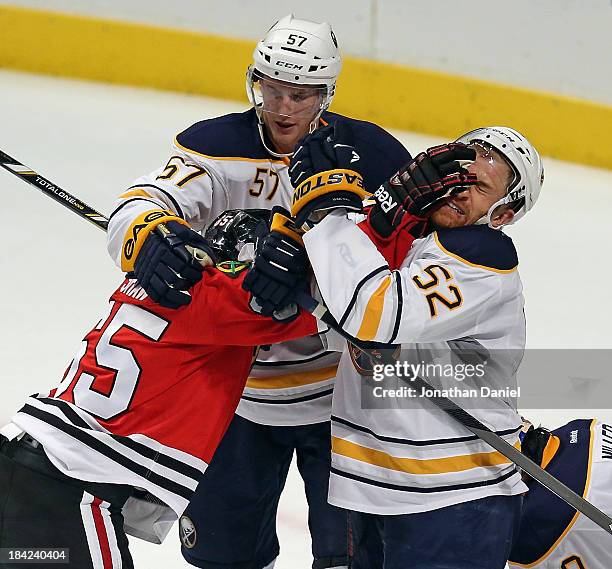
476;198;514;230
255;108;323;159
256;121;293;158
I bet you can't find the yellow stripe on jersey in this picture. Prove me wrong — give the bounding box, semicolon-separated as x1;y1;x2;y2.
120;209;187;271
512;419;597;568
119;188;154;200
356;276;392;341
332;436;517;475
182;125;322;170
246;365;338;390
174;137;287;165
541;434;561;470
433;232;518;274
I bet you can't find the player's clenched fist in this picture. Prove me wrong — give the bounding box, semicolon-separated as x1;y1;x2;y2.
369;143;477;237
289;122;360;187
289;122;369;230
134;220;216;309
243;208;309;321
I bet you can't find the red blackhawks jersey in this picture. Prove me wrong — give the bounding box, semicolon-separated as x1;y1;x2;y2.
4;268;315;541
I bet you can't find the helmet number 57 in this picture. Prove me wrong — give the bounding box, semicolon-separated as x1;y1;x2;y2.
287;34;307;47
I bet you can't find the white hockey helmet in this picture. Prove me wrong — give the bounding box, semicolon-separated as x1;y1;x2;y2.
456;126;544;227
246;15;342;155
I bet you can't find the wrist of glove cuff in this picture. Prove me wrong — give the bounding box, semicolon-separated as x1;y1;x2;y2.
121;209;188;272
367;202;428;240
291;169;369;229
242;210;309;317
133;220;214;309
269;210;304;246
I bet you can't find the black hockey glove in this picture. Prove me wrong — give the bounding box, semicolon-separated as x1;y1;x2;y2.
289;122;369;229
289;122;361;187
242;208;309;322
134;220;216;309
520;424;555;469
368;143;477;238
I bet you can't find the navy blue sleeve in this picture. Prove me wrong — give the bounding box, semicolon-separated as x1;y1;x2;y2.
323;112;412;192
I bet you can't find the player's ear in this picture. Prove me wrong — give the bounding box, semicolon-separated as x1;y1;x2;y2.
490;206;514;228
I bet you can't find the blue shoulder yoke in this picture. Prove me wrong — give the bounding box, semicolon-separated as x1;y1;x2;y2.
435;225;518;271
175;109;269;160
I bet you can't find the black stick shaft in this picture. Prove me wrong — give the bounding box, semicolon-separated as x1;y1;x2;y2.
0;149;210;263
3;148;610;534
295;291;612;535
0;150;108;231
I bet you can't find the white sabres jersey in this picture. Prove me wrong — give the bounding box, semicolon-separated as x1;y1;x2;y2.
107;108;410;425
510;419;612;569
304;212;528;514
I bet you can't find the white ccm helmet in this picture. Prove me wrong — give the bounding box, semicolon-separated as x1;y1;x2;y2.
246;14;342;156
456;126;544;227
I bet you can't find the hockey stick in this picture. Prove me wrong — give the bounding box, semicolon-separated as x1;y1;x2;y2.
2;148;612;534
294;297;612;536
0;149;211;264
0;150;109;231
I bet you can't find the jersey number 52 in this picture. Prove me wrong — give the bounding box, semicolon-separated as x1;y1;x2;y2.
412;264;463;317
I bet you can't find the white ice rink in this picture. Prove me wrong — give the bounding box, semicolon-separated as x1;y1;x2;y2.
1;69;611;568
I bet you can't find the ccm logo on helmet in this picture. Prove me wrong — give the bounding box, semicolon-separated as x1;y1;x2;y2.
276;61;304;70
491;127;517;143
292;171;363;205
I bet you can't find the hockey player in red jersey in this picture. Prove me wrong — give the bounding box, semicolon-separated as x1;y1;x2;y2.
0;210;315;568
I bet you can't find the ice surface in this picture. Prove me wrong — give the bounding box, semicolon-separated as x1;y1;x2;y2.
1;70;611;568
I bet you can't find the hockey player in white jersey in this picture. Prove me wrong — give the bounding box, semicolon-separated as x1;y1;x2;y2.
509;418;612;569
106;14;412;569
250;125;545;568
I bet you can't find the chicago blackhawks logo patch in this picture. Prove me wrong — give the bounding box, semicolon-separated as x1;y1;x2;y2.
216;260;250;278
